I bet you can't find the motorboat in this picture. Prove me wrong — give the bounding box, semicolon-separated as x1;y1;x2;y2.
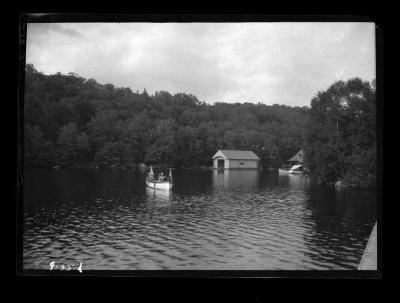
288;164;304;174
146;166;173;190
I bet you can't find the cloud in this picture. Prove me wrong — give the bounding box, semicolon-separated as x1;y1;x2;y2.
26;22;376;107
50;23;84;39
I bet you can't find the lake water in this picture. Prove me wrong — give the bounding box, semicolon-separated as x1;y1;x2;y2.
22;168;377;270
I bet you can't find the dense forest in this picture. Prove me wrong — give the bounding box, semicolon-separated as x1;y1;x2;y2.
304;78;376;188
23;64;309;170
22;65;376;187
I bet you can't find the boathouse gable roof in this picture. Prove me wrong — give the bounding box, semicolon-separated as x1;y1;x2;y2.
212;150;260;160
287;149;305;163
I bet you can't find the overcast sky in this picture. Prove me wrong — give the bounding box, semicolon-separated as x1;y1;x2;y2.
26;22;375;107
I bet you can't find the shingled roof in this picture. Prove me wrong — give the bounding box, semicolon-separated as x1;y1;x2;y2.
287;149;304;163
213;150;260;160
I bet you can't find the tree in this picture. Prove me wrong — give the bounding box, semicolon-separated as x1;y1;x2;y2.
57;122;90;167
24;125;56;167
304;78;376;187
145;119;177;165
24;64;312;170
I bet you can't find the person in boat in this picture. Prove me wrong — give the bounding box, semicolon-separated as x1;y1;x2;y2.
158;172;167;181
147;172;154;180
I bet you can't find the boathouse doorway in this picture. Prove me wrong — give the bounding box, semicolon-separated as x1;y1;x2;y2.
217;159;224;168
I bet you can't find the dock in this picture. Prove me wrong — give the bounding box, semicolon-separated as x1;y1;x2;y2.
358;222;377;270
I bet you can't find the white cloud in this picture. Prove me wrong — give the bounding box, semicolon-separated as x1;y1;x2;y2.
26;22;376;107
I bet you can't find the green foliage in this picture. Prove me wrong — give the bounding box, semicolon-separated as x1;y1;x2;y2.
24;125;57;167
304;78;376;187
57;122;90;167
23;64;310;169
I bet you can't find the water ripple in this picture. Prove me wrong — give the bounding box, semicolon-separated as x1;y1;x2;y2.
23;169;377;270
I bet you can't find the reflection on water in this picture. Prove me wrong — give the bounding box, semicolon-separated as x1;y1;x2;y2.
146;188;172;204
302;185;376;269
279;173;311;190
23;168;377;270
213;169;259;189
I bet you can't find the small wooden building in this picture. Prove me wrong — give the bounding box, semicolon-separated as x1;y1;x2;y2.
287;149;305;164
212;150;260;169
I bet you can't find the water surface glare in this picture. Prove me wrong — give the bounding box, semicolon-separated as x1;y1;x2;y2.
23;169;376;270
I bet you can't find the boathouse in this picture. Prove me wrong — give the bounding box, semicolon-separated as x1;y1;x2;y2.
287;149;305;164
212;150;260;169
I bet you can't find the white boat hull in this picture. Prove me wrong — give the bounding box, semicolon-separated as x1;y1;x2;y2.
146;180;173;190
288;164;304;174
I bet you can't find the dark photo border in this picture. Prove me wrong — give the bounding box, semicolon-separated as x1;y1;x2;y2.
16;13;383;279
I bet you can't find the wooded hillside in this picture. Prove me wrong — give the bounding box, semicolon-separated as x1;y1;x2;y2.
23;64;309;169
22;65;377;188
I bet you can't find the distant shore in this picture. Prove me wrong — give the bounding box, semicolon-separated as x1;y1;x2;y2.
25;164;280;171
23;165;375;189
